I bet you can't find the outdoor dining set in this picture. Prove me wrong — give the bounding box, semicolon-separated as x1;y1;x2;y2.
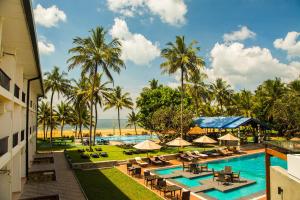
212;166;241;185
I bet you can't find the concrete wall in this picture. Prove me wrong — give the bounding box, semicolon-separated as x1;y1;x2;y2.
270;166;300;200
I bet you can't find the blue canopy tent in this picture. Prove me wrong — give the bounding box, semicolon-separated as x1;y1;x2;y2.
193;116;267;144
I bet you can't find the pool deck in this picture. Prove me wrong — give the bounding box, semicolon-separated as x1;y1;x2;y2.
117;146;266;200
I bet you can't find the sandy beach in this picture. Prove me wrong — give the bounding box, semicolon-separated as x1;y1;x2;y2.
37;128;148;138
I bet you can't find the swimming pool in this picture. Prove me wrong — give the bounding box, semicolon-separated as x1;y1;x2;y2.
154;153;287;200
95;134;158;144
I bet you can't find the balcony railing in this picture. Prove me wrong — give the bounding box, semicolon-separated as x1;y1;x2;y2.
13;132;18;148
21;130;25;141
0;69;11;91
0;136;9;156
14;84;20;98
22;92;26;103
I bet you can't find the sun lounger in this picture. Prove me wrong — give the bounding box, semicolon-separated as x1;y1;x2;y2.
91;153;99;158
80;153;90;159
95;147;102;151
158;156;170;165
123;150;133;155
149;157;163;165
100;152;108;157
193;151;208;159
179;154;194;162
135;157;148;167
218;149;232;156
186;151;201;159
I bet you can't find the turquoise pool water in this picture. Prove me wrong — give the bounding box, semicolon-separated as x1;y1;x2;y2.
173;175;211;188
95;134;158;144
154;153;287;200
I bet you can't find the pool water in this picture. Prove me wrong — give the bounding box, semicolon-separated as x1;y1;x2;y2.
95;134;158;144
154;153;287;200
173;175;212;188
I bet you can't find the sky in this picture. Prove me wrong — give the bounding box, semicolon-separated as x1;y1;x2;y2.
32;0;300;119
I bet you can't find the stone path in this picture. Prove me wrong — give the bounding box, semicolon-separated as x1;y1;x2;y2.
19;152;86;200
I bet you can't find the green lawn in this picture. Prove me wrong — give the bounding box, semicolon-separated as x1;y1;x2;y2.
75;168;162;200
37;139;76;151
66;145;214;163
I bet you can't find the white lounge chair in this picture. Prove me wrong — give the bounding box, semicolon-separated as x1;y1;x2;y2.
193;151;208;159
135;157;148;167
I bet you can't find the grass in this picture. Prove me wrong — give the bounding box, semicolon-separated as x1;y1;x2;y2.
66;145;214;163
37;139;76;151
75;168;162;200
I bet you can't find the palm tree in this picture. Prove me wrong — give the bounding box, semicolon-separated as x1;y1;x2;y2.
54;101;71;137
92;73;112;145
126;110;139;135
209;78;233;114
44;66;70;146
68;26;125;150
38;100;51;140
161;36;205;138
105;86;133;135
149;79;159;89
72;106;91;142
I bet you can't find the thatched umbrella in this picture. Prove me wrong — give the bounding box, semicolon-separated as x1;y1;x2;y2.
218;133;240;146
133;140;162;156
194;135;217;151
290;137;300;142
167;137;191;150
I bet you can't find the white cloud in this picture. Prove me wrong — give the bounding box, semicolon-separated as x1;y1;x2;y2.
223;26;256;42
33;4;66;28
205;42;300;90
274;31;300;58
109;18;160;65
38;39;55;55
106;0;187;26
167;82;180;89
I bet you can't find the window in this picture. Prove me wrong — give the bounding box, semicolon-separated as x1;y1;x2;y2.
21;130;25;141
14;84;20;98
22;92;26;103
30;100;32;107
30;127;32;135
13;132;18;147
0;68;10;91
0;136;8;156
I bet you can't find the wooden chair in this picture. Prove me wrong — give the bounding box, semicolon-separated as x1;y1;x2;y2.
232;171;240;182
212;168;219;181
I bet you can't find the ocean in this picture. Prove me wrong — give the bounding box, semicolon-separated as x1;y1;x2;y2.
63;119;135;130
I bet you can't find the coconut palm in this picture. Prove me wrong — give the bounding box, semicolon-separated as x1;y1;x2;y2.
126;110;139;135
72;106;91;142
209;78;233;114
105;86;133;135
68;26;125;150
149;79;159;90
44;66;70;146
38;100;51;140
54;101;72;137
92;73;112;145
161;36;205;138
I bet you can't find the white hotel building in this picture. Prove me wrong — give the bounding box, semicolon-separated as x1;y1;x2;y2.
0;0;44;199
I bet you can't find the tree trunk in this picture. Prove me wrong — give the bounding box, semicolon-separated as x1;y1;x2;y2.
75;125;78;139
93;103;97;146
118;107;121;135
180;67;184;139
43;118;46;141
46;125;49;140
79;123;83;143
60;122;64;138
134;123;137;135
50;91;54;148
89;66;98;150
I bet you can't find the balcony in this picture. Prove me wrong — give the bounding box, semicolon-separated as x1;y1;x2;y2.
21;130;25;141
0;136;8;156
0;69;11;91
14;84;20;98
22;92;26;103
13;132;18;148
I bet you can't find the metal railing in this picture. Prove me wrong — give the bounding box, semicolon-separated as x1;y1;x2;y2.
14;84;20;98
0;136;9;156
0;69;11;91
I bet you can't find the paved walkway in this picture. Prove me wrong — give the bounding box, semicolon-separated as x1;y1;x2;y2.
19;152;86;200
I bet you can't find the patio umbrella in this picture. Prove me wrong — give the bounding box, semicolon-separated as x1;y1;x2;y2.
218;133;239;147
188;126;207;135
290;137;300;141
194;135;217;144
133;140;162;150
166;137;191;150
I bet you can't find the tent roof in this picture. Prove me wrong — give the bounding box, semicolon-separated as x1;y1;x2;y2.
194;116;265;129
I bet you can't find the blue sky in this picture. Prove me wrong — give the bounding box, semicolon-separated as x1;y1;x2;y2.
32;0;300;118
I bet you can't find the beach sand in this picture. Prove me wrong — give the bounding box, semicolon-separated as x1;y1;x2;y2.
37;128;147;138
